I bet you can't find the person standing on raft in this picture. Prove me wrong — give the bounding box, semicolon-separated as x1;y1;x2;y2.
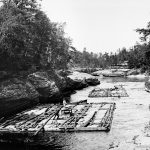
63;99;67;107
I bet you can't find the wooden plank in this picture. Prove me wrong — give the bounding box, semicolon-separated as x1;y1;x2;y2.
0;102;116;144
33;105;62;136
88;86;128;97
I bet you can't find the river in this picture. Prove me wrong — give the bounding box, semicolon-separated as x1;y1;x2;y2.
0;76;150;150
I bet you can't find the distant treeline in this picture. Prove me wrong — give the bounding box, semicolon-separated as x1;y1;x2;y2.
70;20;150;72
1;0;150;76
70;42;150;72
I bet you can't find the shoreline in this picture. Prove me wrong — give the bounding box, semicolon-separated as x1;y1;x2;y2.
0;70;100;118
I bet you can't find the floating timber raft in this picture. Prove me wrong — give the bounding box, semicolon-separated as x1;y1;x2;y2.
0;101;116;144
88;85;128;97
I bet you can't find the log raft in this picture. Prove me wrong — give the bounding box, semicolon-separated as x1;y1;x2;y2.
0;101;116;144
88;85;128;97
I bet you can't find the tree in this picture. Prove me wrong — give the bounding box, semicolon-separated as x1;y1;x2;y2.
0;0;71;73
136;22;150;70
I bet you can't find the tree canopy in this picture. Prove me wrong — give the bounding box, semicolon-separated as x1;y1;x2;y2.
1;0;150;74
0;0;71;73
69;19;150;72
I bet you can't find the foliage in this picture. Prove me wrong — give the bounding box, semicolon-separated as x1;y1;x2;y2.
69;44;149;70
70;19;150;71
136;22;150;71
0;0;71;73
2;0;150;74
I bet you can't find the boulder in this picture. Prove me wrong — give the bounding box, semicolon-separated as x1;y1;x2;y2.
91;69;109;76
127;69;140;76
67;71;100;89
77;68;100;74
28;71;88;102
69;78;88;90
85;78;100;86
57;70;72;77
0;79;39;118
28;72;61;103
91;72;100;76
59;77;88;97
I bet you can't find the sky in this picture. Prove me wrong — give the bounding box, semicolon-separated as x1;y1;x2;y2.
41;0;150;53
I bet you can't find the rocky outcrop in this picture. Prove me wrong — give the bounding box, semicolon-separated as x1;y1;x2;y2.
91;69;108;76
28;72;61;103
28;71;91;103
0;79;39;118
57;70;72;77
28;71;100;102
65;77;88;90
76;68;100;74
67;71;100;89
91;72;100;76
54;71;100;97
85;78;100;86
0;70;100;118
127;69;141;76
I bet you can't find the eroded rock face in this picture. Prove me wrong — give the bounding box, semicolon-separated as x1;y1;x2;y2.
28;72;61;103
68;78;88;90
0;79;39;117
77;68;100;74
28;71;98;102
0;70;100;118
127;69;140;76
85;78;100;86
55;71;100;96
57;70;72;77
68;71;100;87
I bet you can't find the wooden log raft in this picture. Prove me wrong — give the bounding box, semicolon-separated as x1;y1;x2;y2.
0;102;116;144
88;85;128;97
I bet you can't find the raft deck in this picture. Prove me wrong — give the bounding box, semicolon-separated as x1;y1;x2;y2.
88;85;128;97
0;102;116;143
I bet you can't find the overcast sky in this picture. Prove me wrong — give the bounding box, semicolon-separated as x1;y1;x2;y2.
41;0;150;53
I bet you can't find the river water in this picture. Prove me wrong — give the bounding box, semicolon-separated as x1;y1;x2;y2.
1;76;150;150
